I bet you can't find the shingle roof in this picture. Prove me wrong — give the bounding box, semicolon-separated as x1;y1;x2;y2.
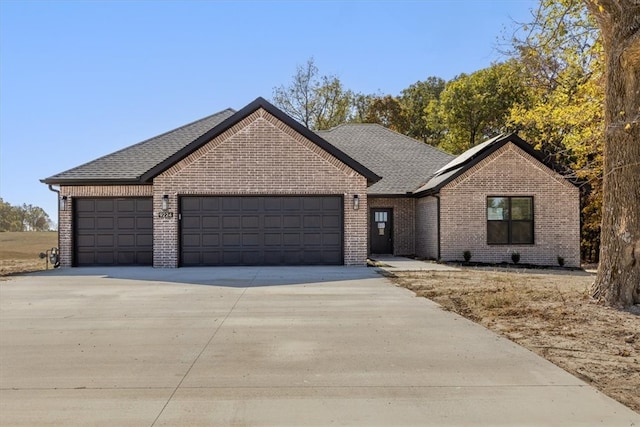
413;133;577;195
42;109;236;184
318;124;455;195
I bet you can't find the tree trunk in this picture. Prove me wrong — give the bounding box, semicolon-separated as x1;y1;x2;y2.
585;1;640;307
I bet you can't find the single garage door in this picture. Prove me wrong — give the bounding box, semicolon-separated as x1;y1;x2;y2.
74;198;153;266
180;196;343;266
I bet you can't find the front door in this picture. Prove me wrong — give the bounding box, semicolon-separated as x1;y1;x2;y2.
370;208;393;254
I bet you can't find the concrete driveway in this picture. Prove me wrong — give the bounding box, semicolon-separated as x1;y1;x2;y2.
1;267;638;426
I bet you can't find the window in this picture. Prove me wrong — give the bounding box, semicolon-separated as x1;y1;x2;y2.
487;196;533;245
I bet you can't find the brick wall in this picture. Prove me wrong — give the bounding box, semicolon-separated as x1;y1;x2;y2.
57;185;153;267
153;107;368;267
415;196;438;259
368;197;415;256
438;143;580;267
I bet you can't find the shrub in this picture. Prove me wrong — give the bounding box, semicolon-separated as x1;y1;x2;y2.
557;256;565;267
463;250;472;262
511;252;520;264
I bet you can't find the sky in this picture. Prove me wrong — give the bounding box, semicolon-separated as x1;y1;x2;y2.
0;0;536;223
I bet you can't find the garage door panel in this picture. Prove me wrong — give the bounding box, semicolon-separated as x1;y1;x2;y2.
303;216;322;228
183;234;201;247
137;217;153;229
136;199;153;211
323;215;341;228
96;200;114;212
202;234;220;247
264;233;281;246
180;196;343;266
283;216;300;228
95;251;115;264
117;199;135;212
137;234;153;246
223;216;241;228
242;233;260;246
323;232;341;246
283;233;300;246
202;216;220;229
222;198;242;211
118;234;135;247
183;216;200;229
96;217;114;229
264;216;281;228
74;197;152;266
118;217;135;229
223;233;241;246
182;198;201;211
96;234;114;247
242;216;259;228
303;198;322;210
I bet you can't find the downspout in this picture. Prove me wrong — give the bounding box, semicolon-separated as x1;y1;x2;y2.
436;194;441;261
47;185;61;251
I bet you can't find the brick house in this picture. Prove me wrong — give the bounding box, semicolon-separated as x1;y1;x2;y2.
42;97;580;268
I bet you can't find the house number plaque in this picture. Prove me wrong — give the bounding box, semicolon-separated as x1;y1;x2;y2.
158;211;174;219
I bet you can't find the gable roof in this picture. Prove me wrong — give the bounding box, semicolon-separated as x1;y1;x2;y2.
413;133;576;196
318;124;454;195
42;97;381;185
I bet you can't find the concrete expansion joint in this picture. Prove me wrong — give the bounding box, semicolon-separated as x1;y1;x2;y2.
149;286;248;427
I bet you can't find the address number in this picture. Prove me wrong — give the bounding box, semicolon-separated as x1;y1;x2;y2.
158;211;174;219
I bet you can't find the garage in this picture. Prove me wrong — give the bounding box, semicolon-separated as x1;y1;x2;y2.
74;198;153;266
180;196;343;266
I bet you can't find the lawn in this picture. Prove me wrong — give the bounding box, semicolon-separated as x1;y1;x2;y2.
0;232;59;276
391;268;640;414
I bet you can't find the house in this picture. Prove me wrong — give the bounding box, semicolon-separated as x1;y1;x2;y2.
42;97;580;268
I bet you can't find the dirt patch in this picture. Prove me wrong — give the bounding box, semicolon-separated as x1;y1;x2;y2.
0;232;58;276
391;268;640;414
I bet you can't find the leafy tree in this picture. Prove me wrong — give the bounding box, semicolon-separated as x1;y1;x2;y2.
437;61;528;154
399;77;446;143
583;0;640;307
508;0;603;263
272;57;354;130
363;95;407;131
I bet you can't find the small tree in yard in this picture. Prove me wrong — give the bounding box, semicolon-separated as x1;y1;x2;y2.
583;0;640;307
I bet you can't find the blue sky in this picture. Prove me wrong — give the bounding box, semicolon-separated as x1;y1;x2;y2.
0;0;536;222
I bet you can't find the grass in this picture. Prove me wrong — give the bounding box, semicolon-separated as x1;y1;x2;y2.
0;231;59;276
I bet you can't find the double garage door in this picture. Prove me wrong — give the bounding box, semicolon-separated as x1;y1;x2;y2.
180;196;343;266
74;196;343;266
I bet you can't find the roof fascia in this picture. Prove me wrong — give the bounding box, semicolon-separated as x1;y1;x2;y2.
39;178;152;186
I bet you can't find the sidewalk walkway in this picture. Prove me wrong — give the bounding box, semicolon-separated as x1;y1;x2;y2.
371;255;460;272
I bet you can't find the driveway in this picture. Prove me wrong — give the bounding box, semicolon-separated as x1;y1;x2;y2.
1;267;638;426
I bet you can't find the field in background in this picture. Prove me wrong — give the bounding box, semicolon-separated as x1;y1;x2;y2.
0;232;58;276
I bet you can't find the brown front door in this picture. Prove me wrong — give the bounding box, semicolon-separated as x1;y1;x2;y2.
370;208;393;254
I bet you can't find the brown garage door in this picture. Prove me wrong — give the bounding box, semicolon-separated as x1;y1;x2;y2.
180;196;343;266
74;198;153;266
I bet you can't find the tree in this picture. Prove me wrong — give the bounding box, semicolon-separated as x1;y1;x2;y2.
0;198;51;232
272;58;354;130
437;61;528;154
364;95;407;131
399;77;446;144
508;0;604;263
583;0;640;307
